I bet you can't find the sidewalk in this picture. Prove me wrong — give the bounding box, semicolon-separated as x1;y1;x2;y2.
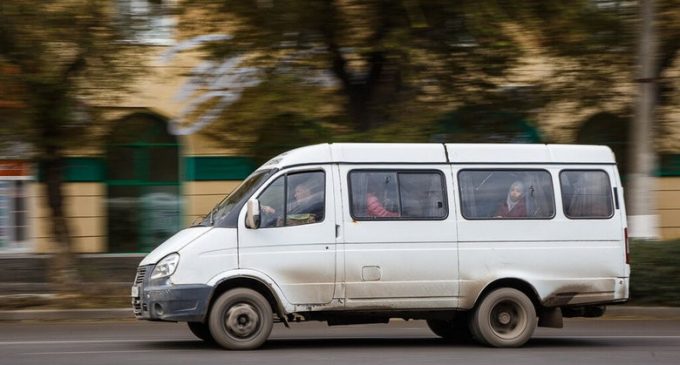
0;308;134;321
602;305;680;319
1;305;680;321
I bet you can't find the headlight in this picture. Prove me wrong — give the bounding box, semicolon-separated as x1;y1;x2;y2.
151;253;180;280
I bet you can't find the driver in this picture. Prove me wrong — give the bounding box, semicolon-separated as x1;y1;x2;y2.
262;181;323;226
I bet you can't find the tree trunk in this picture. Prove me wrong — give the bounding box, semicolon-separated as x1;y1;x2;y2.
628;0;659;239
347;84;373;132
345;59;402;133
42;152;79;292
321;0;402;132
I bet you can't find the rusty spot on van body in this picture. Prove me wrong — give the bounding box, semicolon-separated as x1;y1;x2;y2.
542;292;580;307
458;279;489;309
541;283;614;307
265;266;336;305
293;300;345;312
343;304;397;312
542;284;589;306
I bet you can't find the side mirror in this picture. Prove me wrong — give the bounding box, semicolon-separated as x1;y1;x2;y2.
245;198;261;229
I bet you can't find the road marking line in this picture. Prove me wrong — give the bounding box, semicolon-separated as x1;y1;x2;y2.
23;350;188;356
0;339;188;346
537;335;680;339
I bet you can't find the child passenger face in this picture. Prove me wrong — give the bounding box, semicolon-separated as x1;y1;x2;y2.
509;185;523;202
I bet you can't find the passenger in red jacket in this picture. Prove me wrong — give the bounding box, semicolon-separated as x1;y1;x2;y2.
495;181;527;218
366;192;400;217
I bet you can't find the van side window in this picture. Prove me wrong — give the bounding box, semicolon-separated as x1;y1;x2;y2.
258;171;325;228
458;170;555;219
349;171;447;220
560;170;613;219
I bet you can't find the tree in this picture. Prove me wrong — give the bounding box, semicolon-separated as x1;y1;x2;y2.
0;0;143;290
179;0;526;138
177;1;664;145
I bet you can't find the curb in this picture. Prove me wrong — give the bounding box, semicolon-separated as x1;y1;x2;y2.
1;306;679;321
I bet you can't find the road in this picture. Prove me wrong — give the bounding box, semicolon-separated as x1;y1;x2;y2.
1;318;679;365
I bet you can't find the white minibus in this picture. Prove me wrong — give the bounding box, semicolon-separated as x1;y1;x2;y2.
131;143;630;349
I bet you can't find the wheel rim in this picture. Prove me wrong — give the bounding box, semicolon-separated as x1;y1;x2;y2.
224;302;261;339
489;299;527;339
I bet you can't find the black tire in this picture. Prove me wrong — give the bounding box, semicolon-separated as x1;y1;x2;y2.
187;321;215;343
426;314;472;342
470;288;537;348
208;288;273;350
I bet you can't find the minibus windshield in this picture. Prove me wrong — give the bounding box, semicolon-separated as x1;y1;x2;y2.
196;169;276;227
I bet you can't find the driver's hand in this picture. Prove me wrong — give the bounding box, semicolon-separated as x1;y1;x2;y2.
262;205;276;214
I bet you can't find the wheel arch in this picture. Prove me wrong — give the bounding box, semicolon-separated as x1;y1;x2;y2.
473;278;542;312
208;275;290;327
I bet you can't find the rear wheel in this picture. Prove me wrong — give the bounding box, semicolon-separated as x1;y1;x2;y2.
470;288;537;347
426;314;472;342
208;288;273;350
187;321;214;343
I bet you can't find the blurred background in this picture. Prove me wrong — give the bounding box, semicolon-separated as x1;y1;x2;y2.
0;0;679;308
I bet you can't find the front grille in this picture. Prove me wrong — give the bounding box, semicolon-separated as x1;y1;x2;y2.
132;265;152;317
134;266;147;285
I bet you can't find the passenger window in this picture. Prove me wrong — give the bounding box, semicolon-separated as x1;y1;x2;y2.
560;170;613;219
399;173;447;219
349;171;447;220
258;171;325;228
458;170;555;219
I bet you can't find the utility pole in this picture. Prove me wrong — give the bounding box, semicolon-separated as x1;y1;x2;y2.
629;0;658;239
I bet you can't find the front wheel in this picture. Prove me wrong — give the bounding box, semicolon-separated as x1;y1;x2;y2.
208;288;273;350
470;288;537;347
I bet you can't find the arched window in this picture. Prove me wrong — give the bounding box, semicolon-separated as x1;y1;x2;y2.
106;113;180;253
576;112;630;204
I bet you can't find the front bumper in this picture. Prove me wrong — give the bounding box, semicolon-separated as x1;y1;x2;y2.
132;265;211;322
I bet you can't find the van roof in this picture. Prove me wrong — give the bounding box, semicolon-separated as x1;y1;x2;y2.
257;143;616;170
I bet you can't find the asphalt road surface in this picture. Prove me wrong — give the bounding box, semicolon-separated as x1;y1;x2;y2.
1;318;679;365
